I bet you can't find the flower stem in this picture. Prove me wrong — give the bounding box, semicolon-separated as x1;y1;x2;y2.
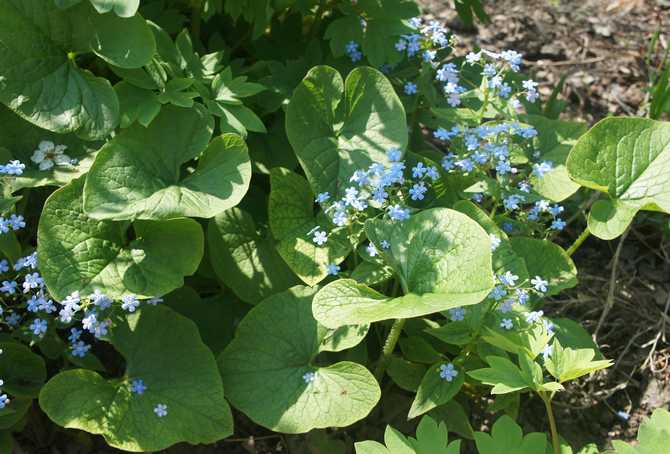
542;393;561;454
374;318;406;381
566;227;590;257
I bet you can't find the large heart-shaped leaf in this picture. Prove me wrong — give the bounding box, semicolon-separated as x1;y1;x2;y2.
220;287;380;433
567;117;670;239
208;207;299;304
37;177;204;300
0;1;155;139
84;105;251;220
366;208;494;295
285;65;407;200
269;168;351;286
313;208;494;328
0;105;100;189
39;306;233;452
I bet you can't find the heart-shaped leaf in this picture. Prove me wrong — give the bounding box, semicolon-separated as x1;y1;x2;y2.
285;65;407;200
39;306;233;452
567;117;670;239
220;286;380;433
84;105;251;220
208;207;299;304
0;1;155;139
269;168;352;286
37;177;204;300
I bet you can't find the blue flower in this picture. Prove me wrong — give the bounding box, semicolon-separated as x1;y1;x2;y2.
550;218;566;231
327;263;340;276
498;271;519;287
121;294;140;312
302;371;316;383
386;147;402;162
131;379;147;395
531;276;548;292
0;394;10;409
500;318;513;330
439;363;458;382
409;182;427;201
388;204;410;221
70;340;90;358
315;192;330;203
449;307;465;321
154;403;168;418
404;81;417;95
30;318;47;336
525;310;544;324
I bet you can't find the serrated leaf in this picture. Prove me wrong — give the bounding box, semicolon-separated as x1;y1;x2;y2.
39;306;233;451
208;207;299;304
37;177;204;300
408;362;465;419
545;341;612;383
84;106;251;220
566;117;670;239
269;168;351;286
474;415;548;454
220;286;380;433
286;66;407;200
468;356;530;394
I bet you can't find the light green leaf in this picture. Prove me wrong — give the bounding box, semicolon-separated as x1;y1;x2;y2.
208;207;299;304
84;106;251;220
474;415;548;454
566;117;670;239
0;105;100;190
510;237;577;296
115;81;161;128
468;356;530;394
408;362;465;419
0;342;46;398
366;208;494;296
351;260;394;286
611;408;670;454
89;0;140;17
520;114;588;202
286;66;407;200
355;415;460;454
37;177;204;300
220;287;380;433
0;1;155;139
545;341;612;383
39;306;233;452
269;168;351;286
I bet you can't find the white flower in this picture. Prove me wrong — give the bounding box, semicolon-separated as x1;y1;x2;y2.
31;141;73;171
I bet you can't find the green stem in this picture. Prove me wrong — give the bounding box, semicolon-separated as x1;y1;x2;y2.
566;227;590;257
374;318;406;381
542;393;561;454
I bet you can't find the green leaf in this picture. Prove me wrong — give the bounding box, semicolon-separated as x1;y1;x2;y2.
474;415;548;454
286;66;407;200
566;117;670;239
0;105;100;190
366;208;494;295
399;336;442;364
89;0;140;17
0;342;46;398
351;261;394;286
520;115;588;202
115;81;162;128
387;357;426;392
510;237;577;296
220;286;380;433
545;341;612;383
0;1;155;139
84;106;251;220
37;177;204;300
208;207;299;304
39;306;233;451
408;362;465;419
355;415;461;454
468;356;530;394
269;168;352;286
611;408;670;454
164;287;236;355
0;397;30;429
0;432;12;453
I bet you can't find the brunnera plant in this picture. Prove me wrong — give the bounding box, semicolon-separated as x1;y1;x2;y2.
0;0;667;453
